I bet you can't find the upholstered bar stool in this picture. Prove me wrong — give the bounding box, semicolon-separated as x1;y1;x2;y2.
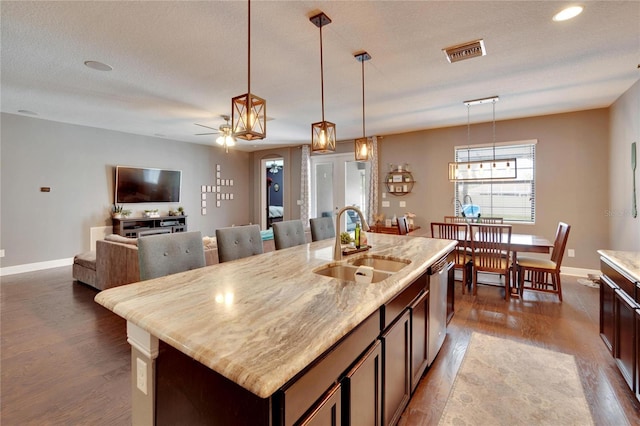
309;217;335;241
216;224;264;263
138;231;206;281
273;220;307;250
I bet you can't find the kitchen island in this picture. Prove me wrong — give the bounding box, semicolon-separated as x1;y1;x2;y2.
95;232;456;425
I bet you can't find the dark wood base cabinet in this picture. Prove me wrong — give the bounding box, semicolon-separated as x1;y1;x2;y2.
600;256;640;402
152;268;444;426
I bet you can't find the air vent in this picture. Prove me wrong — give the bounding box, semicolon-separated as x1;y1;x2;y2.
442;39;486;63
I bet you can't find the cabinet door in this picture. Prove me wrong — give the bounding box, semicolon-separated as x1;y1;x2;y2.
299;383;342;426
614;289;636;391
636;308;640;403
342;341;382;426
410;290;429;394
381;309;410;426
600;276;616;353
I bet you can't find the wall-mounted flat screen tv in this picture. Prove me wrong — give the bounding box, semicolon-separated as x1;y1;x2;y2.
115;166;182;203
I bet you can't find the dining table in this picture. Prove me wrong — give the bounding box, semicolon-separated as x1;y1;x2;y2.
408;226;553;298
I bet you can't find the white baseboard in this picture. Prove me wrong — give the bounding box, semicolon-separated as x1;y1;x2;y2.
0;258;74;277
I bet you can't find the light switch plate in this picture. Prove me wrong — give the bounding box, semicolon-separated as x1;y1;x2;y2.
382;201;390;207
0;249;4;258
568;249;575;258
382;192;386;199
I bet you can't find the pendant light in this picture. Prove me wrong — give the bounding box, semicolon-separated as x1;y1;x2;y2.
232;0;266;140
448;96;517;181
310;12;336;153
354;52;372;161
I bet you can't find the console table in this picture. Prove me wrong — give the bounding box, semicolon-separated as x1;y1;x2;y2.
370;224;420;235
112;216;187;238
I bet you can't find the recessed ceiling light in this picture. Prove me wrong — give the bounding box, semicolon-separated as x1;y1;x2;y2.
18;110;38;116
84;60;113;71
553;5;584;22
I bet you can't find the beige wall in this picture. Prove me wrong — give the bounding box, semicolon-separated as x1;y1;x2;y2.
609;80;640;251
379;109;610;270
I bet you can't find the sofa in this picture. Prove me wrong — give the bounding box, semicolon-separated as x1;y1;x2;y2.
73;232;285;291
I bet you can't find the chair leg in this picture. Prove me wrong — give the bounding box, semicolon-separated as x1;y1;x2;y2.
472;268;478;296
554;272;563;302
504;267;510;301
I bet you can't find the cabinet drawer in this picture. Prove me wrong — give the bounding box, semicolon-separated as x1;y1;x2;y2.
280;310;380;426
602;258;636;300
381;273;427;330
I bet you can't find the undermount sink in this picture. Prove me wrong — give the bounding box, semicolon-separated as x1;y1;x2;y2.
313;264;392;284
347;255;411;273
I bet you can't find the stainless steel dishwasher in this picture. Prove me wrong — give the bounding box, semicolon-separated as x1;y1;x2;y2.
427;255;453;366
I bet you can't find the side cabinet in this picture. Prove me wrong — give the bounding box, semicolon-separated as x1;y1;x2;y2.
341;341;382;426
381;309;411;426
600;255;640;401
600;275;616;353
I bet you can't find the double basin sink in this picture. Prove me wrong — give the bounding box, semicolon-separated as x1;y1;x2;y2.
313;254;411;283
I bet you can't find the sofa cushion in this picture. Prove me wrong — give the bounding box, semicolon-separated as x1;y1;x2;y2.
105;234;138;246
74;251;97;270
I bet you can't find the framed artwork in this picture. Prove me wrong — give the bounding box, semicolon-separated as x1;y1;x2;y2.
216;201;221;207
201;200;206;208
230;179;234;186
216;164;221;171
201;208;207;215
230;194;234;200
201;185;206;192
201;193;207;200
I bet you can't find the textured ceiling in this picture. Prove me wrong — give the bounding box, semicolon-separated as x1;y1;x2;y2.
1;1;639;151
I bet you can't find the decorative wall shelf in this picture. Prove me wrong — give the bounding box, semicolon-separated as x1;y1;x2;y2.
384;170;415;196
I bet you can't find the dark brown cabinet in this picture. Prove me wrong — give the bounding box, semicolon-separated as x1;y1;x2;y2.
299;383;342;426
409;290;429;394
600;276;616;353
381;309;411;426
615;289;636;390
600;255;640;402
341;341;382;426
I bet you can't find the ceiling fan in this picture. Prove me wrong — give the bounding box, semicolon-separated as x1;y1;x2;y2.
195;115;235;152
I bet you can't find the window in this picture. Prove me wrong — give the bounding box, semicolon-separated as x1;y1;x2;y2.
454;140;536;223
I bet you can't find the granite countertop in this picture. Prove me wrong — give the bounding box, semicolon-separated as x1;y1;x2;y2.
597;250;640;283
95;233;455;399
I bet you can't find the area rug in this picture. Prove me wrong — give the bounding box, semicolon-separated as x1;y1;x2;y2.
439;332;594;426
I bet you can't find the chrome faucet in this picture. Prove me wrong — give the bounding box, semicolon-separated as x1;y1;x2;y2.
334;206;370;261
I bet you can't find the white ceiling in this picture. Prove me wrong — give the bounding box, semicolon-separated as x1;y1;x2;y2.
1;1;638;152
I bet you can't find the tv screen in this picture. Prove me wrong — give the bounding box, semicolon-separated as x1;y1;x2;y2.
115;166;181;203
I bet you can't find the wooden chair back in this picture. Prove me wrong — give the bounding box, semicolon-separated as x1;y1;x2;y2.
444;216;469;224
550;222;571;269
477;217;504;224
470;224;512;271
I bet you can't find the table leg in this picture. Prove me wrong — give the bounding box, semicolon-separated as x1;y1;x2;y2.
510;251;519;298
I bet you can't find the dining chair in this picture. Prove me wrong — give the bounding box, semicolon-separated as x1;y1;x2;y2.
273;220;307;250
477;217;504;224
517;222;571;302
470;224;513;299
431;222;471;293
216;224;264;263
309;217;335;241
397;216;409;235
138;231;206;281
444;216;470;224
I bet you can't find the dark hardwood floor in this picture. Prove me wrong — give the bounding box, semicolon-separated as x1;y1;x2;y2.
2;267;639;425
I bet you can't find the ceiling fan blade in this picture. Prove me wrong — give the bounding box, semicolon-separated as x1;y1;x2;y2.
194;123;218;130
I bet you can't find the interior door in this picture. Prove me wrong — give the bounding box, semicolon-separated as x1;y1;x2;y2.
310;153;370;232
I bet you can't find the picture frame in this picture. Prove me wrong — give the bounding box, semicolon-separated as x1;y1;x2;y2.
201;208;207;215
392;174;403;183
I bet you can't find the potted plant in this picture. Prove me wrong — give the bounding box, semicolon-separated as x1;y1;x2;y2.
112;204;123;219
121;209;132;218
177;206;185;216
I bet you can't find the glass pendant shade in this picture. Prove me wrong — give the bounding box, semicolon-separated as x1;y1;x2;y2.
355;137;372;161
311;121;336;153
231;93;266;140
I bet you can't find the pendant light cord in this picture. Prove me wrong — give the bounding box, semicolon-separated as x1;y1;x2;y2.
361;58;366;137
247;0;251;96
319;22;325;122
466;104;471;162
